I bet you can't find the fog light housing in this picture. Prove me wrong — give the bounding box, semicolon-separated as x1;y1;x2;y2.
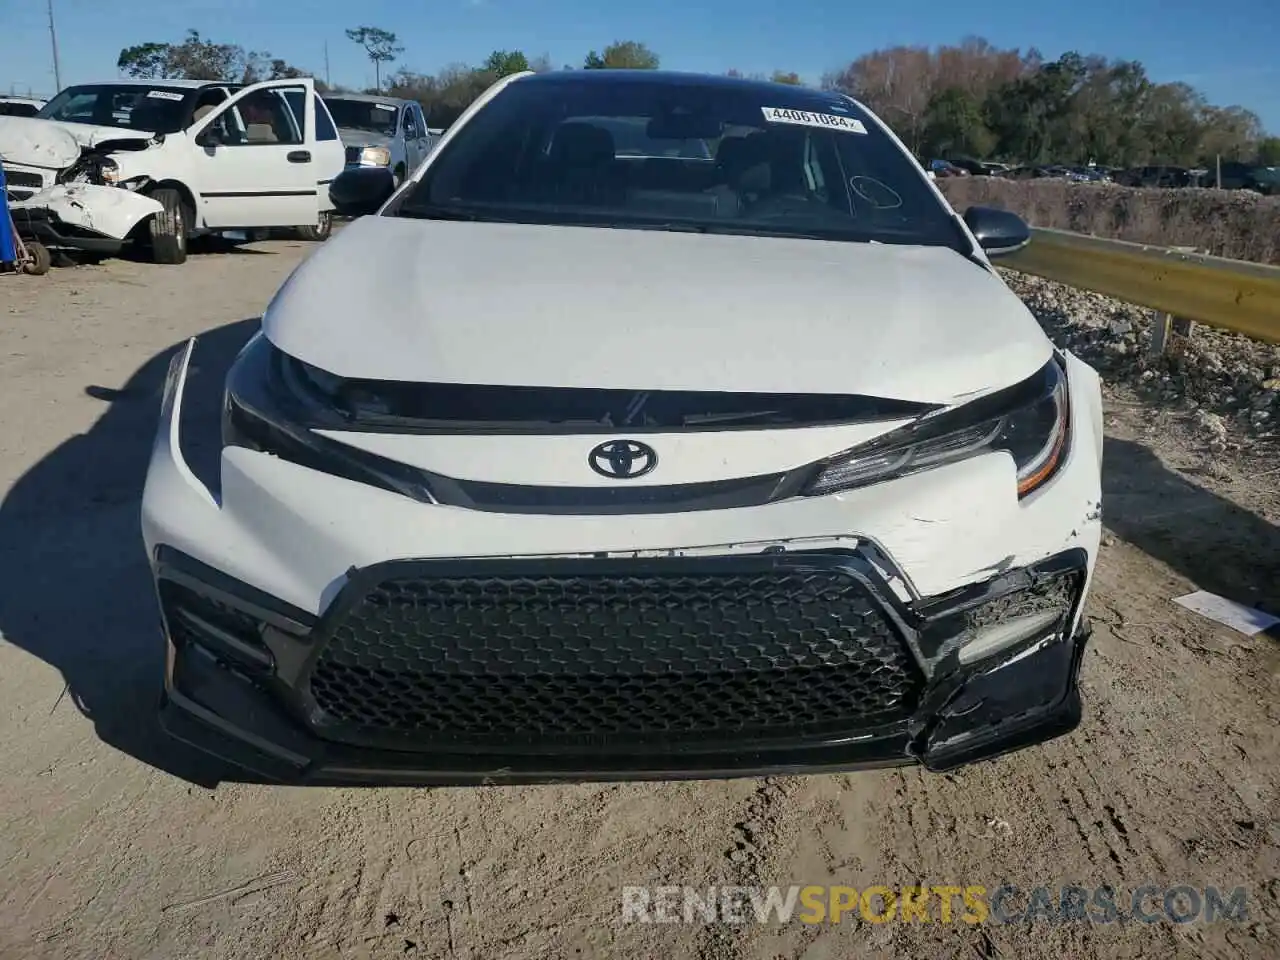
158;579;275;677
910;550;1085;675
957;609;1064;665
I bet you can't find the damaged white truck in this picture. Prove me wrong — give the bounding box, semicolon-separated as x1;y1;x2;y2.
0;77;344;264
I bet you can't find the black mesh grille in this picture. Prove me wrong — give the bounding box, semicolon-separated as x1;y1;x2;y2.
344;146;362;164
305;563;923;745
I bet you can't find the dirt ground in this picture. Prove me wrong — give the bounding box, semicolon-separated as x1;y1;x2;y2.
0;239;1277;960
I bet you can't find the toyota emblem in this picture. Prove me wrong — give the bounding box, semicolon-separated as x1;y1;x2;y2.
588;439;658;479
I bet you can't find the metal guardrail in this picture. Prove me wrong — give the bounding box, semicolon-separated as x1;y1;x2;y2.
1000;227;1280;346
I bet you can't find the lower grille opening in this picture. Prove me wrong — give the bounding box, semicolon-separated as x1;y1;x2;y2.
4;171;44;189
305;563;924;747
159;580;274;674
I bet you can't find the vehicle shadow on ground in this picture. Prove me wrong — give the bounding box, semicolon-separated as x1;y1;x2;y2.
0;319;264;786
1101;436;1280;621
189;236;280;257
110;237;279;265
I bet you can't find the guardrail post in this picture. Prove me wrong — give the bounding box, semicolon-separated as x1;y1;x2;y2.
1148;312;1195;358
1147;246;1200;358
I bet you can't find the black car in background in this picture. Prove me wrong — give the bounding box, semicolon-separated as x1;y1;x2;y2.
1114;165;1196;188
1201;161;1280;195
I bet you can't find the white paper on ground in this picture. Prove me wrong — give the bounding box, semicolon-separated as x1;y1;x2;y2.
1173;591;1280;636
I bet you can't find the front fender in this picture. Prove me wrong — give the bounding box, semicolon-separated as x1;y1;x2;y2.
1062;350;1104;468
9;184;164;240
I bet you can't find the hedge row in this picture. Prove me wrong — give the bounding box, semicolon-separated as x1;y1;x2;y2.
937;178;1280;265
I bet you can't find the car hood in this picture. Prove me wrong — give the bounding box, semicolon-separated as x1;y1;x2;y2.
0;116;82;169
262;216;1052;405
0;116;153;169
338;127;393;149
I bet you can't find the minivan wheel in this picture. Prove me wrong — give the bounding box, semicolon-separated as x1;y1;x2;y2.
148;188;189;265
296;211;334;242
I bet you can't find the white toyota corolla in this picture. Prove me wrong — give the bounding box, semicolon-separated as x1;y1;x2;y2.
141;69;1104;785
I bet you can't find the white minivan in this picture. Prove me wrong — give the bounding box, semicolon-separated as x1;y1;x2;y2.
0;77;345;263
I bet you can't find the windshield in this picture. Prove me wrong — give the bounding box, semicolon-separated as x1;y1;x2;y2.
396;75;964;248
324;98;399;135
36;84;194;133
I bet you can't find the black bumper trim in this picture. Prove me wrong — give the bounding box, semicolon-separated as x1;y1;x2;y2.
152;546;1091;785
9;207;126;254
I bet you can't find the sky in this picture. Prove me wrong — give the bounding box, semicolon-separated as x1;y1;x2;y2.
2;1;1277;133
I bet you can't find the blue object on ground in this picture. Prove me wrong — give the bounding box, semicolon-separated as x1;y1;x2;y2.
0;164;17;264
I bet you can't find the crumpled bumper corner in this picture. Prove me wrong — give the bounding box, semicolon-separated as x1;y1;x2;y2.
10;183;163;251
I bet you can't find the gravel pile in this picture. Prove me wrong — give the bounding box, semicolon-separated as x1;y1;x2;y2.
1000;269;1280;451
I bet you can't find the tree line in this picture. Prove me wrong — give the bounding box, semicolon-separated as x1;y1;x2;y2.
824;38;1278;167
116;31;1279;167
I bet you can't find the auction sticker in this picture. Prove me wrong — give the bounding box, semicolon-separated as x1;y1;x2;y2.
147;90;185;101
761;106;867;134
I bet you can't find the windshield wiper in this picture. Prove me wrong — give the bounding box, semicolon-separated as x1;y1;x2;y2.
396;206;519;223
682;409;782;425
697;224;843;241
395;207;716;232
598;220;709;233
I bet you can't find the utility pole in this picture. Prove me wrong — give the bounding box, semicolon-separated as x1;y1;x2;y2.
324;41;331;88
47;0;63;92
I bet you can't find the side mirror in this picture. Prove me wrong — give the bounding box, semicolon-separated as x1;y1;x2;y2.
963;205;1030;257
329;167;397;217
195;128;222;148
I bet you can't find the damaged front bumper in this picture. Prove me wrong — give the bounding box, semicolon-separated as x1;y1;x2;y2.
155;541;1091;785
9;184;162;254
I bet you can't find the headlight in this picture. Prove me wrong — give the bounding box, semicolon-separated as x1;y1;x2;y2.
803;358;1070;499
222;334;435;503
56;154;120;186
98;158;120;184
359;145;391;167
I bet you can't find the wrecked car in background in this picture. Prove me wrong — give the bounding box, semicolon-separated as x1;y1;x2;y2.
323;94;437;187
2;118;165;256
0;77;345;263
0;95;46;119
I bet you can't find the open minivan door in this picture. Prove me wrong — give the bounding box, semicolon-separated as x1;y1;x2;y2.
186;77;325;229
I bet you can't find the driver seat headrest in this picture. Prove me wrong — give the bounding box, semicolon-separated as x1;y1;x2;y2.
549;122;617;167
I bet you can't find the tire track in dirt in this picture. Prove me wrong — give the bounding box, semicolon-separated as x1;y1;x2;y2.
690;776;806;960
249;791;453;959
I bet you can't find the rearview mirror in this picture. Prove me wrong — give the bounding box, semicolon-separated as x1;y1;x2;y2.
962;205;1030;257
330;167;397;217
646;113;720;141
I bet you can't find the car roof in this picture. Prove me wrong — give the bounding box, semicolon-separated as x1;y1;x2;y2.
322;92;410;107
66;78;220;90
0;95;45;103
513;69;836;100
